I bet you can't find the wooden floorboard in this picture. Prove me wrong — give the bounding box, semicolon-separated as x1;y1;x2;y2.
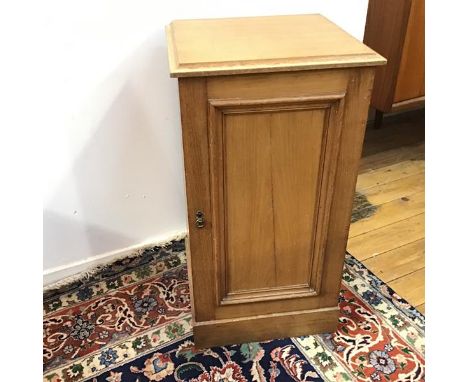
361;172;424;205
348;213;424;261
388;268;425;308
356;160;424;190
359;142;424;173
362;239;424;283
349;111;425;314
362;109;425;157
349;192;424;238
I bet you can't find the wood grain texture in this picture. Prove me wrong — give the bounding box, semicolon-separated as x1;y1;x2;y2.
208;93;345;306
364;0;425;112
394;0;425;102
207;70;349;100
349;191;424;238
318;68;376;305
199;72;356;324
171;15;382;346
361;109;425;157
361;172;424;205
177;78;216;322
224;112;276;292
350;114;424;314
270;110;325;288
392;96;425;113
364;0;412;111
362;239;424;283
193;307;339;348
167;14;385;77
348;213;424;261
356;159;424;190
388;268;425;307
360;142;424;172
180;69;376;341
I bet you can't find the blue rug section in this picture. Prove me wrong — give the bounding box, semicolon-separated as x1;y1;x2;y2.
88;334;324;382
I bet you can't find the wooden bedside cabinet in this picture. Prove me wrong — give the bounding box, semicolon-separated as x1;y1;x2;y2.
166;14;386;348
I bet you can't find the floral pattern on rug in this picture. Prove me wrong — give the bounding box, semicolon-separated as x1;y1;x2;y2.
44;240;186;315
296;285;424;381
83;337;325;382
44;265;190;372
43;239;425;382
344;255;425;330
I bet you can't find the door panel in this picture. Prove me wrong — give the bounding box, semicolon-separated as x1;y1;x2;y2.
208;95;344;311
270;110;326;288
224;112;276;292
223;109;327;295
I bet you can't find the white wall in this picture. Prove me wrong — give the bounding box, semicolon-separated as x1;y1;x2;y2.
43;0;369;279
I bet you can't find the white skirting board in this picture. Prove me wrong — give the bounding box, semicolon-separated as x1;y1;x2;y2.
43;230;188;289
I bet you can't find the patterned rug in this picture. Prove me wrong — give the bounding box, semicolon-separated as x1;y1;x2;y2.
43;237;425;382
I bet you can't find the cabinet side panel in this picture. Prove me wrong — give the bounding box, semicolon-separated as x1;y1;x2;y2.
321;68;376;299
178;78;216;322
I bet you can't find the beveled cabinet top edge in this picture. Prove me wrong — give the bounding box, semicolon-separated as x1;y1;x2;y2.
166;14;386;78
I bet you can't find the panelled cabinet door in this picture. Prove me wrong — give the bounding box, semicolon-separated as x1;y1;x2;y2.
169;14;385;348
208;94;344;307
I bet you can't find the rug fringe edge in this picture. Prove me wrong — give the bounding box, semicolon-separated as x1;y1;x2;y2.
43;231;188;292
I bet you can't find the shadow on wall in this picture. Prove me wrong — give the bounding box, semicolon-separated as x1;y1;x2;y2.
43;210;134;267
43;32;187;270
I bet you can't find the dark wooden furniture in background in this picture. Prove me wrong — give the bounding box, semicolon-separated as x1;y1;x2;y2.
364;0;425;127
167;14;385;348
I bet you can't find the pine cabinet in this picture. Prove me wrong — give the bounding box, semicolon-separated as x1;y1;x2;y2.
166;14;385;348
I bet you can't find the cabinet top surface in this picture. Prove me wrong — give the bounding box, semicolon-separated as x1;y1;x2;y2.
166;14;386;78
